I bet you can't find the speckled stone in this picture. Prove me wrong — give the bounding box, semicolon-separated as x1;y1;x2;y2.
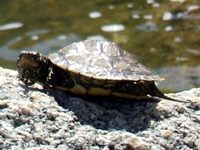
0;67;199;150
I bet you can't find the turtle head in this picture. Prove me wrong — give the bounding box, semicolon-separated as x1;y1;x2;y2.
17;51;49;85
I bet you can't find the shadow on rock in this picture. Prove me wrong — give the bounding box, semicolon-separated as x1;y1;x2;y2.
53;91;159;133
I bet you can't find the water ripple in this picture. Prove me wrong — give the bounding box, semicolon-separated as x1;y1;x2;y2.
0;22;23;31
101;24;125;32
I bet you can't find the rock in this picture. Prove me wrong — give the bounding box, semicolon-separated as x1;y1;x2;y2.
0;67;199;150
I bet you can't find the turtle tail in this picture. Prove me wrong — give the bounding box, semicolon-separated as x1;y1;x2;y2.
148;82;186;103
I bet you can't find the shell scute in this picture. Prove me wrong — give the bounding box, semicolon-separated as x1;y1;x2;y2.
48;40;164;81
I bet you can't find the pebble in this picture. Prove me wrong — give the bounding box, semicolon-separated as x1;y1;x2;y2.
162;130;173;139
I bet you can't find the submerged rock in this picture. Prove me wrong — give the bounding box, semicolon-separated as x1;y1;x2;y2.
0;67;199;150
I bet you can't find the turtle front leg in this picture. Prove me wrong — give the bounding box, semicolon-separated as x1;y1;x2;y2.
45;64;75;92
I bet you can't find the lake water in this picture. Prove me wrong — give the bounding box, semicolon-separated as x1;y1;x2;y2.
0;0;199;92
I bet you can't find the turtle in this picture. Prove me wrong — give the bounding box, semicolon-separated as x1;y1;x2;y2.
16;39;182;102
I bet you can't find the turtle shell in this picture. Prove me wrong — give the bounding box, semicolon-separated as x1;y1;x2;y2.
48;40;163;82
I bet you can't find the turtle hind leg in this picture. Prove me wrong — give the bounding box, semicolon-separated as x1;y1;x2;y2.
148;82;186;103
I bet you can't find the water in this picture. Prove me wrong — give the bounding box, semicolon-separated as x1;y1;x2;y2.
0;0;199;92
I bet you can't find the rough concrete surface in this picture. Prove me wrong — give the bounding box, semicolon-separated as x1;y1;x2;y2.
0;67;199;150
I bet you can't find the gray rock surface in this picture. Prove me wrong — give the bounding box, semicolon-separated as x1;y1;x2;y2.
0;67;199;150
